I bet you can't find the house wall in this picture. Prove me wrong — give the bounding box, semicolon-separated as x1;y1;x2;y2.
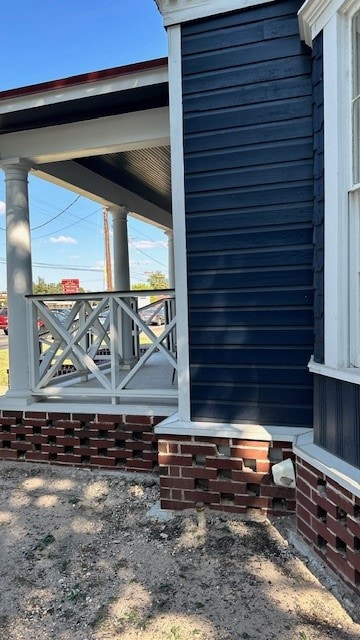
182;0;315;426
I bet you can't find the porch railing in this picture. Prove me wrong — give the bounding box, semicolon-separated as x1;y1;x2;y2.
26;290;177;403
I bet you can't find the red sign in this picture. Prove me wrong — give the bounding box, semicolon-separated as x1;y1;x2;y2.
61;278;80;294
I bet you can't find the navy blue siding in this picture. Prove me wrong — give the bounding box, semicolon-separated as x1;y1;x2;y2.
182;0;314;426
314;376;360;468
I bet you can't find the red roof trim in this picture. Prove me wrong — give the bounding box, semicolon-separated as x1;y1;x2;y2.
0;57;168;101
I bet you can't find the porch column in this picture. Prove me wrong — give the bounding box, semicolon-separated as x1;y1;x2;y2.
111;206;130;290
110;205;133;365
165;229;175;288
1;159;33;395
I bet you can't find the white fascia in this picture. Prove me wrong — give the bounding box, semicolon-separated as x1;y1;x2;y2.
0;65;168;116
155;0;275;27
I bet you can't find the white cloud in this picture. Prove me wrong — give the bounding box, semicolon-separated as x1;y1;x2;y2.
0;201;5;215
130;239;167;250
50;235;77;245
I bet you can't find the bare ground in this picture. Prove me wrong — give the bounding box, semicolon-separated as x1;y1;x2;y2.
0;461;359;640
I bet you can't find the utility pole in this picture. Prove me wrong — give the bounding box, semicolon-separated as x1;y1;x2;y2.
103;206;113;291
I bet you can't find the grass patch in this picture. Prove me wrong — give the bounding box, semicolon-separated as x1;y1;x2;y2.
0;350;9;388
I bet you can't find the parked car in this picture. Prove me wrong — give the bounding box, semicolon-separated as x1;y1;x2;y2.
139;302;165;326
0;308;8;335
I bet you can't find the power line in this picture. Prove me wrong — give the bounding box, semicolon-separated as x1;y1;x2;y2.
30;195;81;230
32;207;102;240
0;257;102;272
0;194;83;232
128;238;167;269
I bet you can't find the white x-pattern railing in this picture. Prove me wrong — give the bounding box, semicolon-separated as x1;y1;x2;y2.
26;290;177;403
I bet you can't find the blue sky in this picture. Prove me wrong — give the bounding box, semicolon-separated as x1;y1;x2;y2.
0;1;168;292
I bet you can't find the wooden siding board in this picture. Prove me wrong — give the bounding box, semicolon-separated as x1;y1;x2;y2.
189;309;313;327
183;57;311;95
188;290;313;307
182;0;313;427
187;228;312;251
185;161;313;192
191;401;312;426
182;37;307;75
186;183;314;212
186;204;313;232
182;0;304;36
185;118;313;154
190;384;313;405
190;365;312;386
190;347;312;366
190;328;314;346
183;76;311;113
188;248;313;270
182;15;301;55
185;139;313;174
183;97;313;134
187;269;313;290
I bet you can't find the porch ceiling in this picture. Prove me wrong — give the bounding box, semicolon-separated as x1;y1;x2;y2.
0;58;172;229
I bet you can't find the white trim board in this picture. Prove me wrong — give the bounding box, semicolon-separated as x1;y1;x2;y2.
155;413;311;441
167;25;191;422
155;0;275;26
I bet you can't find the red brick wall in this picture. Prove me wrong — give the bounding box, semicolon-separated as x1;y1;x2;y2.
158;436;296;515
0;410;163;473
296;456;360;596
0;410;297;516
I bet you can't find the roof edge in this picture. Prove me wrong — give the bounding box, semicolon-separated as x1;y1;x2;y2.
0;57;168;102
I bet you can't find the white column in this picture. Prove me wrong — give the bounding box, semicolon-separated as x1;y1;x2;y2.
109;205;134;365
165;228;175;288
111;206;130;290
1;159;33;395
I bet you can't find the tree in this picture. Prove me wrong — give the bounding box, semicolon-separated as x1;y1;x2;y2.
32;277;63;295
132;272;169;292
146;271;168;290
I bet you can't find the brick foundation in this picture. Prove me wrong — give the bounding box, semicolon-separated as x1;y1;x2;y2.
296;456;360;596
0;410;163;473
0;410;296;515
158;436;296;515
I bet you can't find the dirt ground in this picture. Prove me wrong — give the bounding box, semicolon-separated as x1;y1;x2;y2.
0;461;360;640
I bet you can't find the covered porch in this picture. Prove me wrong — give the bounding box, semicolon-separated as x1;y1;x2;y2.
0;58;180;416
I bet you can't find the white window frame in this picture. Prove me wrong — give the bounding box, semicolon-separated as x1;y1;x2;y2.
349;13;360;366
299;0;360;384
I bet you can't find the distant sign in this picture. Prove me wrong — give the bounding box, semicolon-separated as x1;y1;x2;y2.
61;278;80;294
